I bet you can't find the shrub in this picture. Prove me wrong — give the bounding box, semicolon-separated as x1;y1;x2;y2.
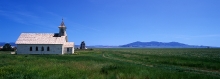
2;43;14;51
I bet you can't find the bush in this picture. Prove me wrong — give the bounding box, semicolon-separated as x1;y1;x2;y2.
1;43;14;51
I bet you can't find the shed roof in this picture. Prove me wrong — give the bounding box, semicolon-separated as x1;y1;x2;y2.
64;42;74;47
16;33;66;44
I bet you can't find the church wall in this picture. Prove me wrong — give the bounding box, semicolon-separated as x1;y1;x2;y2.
72;48;74;54
63;47;74;54
16;44;63;54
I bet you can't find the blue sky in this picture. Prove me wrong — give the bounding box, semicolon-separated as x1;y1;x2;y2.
0;0;220;46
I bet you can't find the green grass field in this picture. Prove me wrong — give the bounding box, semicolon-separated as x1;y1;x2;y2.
0;48;220;79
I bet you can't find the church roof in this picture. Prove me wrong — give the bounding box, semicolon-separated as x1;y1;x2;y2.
16;33;66;44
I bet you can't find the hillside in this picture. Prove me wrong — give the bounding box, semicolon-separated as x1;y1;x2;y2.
120;41;209;48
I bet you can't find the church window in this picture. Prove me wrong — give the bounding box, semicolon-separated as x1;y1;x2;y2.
36;46;38;51
30;47;32;51
41;46;44;51
47;46;50;51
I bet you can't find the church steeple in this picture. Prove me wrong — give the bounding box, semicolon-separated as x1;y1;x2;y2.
58;18;67;36
60;18;65;26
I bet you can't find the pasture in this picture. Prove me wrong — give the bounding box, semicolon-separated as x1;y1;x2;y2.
0;48;220;79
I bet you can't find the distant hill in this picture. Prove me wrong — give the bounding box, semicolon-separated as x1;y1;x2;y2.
0;42;16;46
120;41;210;48
0;41;214;48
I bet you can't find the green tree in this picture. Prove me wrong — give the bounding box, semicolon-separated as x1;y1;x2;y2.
2;43;13;51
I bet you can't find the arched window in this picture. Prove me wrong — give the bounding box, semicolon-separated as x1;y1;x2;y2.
36;46;38;51
47;46;50;51
41;46;44;51
30;47;32;51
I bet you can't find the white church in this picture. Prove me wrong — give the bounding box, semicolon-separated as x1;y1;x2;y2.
15;19;74;54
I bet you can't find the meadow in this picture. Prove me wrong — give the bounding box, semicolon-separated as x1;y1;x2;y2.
0;48;220;79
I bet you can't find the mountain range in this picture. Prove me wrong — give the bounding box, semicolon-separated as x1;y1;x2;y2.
120;41;210;48
0;41;214;48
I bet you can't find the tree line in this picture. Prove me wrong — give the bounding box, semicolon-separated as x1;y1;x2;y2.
0;43;16;51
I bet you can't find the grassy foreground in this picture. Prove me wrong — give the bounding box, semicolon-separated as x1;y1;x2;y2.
0;48;220;79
